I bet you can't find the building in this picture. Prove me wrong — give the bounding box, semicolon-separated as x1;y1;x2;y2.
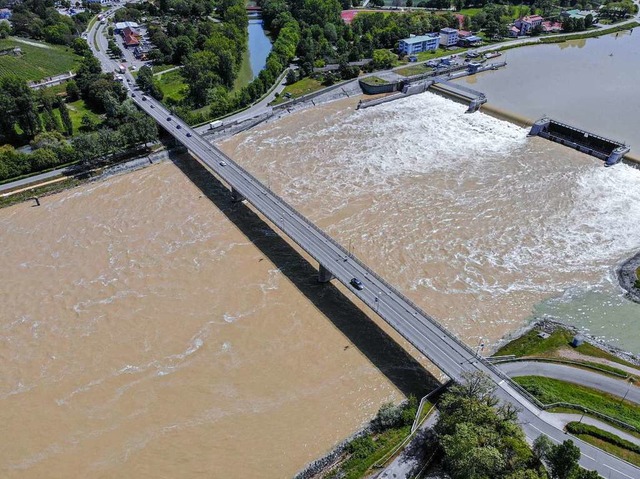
439;28;459;48
508;26;520;37
398;34;440;55
86;0;109;3
114;21;139;33
514;15;544;35
458;34;482;47
541;21;563;33
122;26;141;47
561;9;597;21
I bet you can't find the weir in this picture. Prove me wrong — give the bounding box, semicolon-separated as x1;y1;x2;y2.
529;118;630;166
357;61;505;112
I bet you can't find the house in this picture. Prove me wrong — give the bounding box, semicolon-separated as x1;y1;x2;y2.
508;26;520;37
122;26;141;47
0;8;12;19
541;21;563;33
514;15;544;35
398;34;440;55
439;27;459;48
458;34;482;47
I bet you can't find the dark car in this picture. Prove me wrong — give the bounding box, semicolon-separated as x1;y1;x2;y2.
350;278;364;290
150;104;154;108
186;132;192;137
176;124;182;129
166;117;171;121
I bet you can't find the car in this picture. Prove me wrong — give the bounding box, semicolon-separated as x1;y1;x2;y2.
142;95;147;101
166;117;171;121
186;132;192;137
219;161;227;166
131;93;136;98
176;124;182;129
408;55;417;62
350;278;364;290
150;104;154;108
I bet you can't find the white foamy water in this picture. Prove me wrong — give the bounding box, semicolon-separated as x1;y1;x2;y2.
223;93;640;349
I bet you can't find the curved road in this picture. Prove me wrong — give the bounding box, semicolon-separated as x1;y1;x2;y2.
498;361;640;404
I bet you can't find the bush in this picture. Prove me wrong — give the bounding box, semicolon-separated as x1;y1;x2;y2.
566;422;640;454
348;436;376;459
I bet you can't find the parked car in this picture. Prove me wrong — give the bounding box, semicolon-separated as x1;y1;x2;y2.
350;278;364;290
408;55;417;62
176;124;182;129
166;117;171;121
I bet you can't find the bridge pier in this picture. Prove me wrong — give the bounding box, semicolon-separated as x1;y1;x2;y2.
318;264;334;283
231;187;245;202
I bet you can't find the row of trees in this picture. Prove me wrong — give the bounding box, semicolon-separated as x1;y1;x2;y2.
434;373;600;479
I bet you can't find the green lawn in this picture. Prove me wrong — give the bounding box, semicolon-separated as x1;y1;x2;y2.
514;376;640;430
360;76;390;86
0;38;82;82
66;99;103;132
395;64;431;77
566;422;640;466
457;7;482;16
495;327;639;371
272;77;324;104
233;47;254;94
156;69;188;103
152;64;179;75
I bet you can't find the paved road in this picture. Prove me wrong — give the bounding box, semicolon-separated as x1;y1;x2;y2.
498;361;640;405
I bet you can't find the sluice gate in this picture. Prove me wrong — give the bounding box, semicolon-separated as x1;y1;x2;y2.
529;118;630;166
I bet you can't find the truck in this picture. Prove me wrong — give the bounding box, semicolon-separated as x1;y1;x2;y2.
118;64;126;74
209;120;223;130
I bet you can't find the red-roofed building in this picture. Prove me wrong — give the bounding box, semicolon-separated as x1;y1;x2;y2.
515;15;544;35
508;25;520;37
122;27;141;47
340;10;359;24
541;21;562;33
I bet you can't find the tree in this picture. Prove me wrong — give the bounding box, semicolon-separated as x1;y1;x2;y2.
286;69;297;85
66;80;80;102
372;49;396;69
57;98;73;136
80;114;98;132
532;435;552;463
547;440;581;479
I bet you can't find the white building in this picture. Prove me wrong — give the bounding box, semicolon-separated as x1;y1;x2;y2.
398;34;440;55
439;28;459;47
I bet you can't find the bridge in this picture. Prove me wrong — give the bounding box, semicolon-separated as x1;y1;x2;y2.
124;82;639;479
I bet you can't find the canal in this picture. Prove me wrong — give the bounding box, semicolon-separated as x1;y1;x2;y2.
248;14;272;78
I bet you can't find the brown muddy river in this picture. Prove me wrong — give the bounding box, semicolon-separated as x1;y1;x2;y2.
2;92;640;478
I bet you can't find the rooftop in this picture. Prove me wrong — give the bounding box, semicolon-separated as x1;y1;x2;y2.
440;27;458;34
400;33;439;44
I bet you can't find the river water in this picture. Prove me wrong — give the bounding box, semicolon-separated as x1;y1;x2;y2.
2;43;640;477
460;31;640;154
248;15;272;79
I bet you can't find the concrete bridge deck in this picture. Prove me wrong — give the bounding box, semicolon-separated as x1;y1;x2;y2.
124;77;640;479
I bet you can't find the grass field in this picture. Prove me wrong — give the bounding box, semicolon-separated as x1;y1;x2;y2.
566;422;640;466
0;38;82;82
65;99;103;132
395;63;431;76
514;376;640;430
495;327;639;371
156;69;188;103
271;77;324;104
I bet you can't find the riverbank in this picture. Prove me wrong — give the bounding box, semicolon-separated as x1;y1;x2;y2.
618;252;640;304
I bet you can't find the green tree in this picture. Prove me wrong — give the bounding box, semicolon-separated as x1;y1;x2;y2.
57;98;73;136
66;80;80;102
372;49;396;69
547;440;581;479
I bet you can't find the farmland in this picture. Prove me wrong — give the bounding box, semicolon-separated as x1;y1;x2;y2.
0;38;82;82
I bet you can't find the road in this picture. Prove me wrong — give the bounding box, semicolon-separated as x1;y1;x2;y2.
498;361;640;405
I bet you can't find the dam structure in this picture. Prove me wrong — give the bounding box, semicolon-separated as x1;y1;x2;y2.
121;72;639;479
358;61;506;112
529;117;631;166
